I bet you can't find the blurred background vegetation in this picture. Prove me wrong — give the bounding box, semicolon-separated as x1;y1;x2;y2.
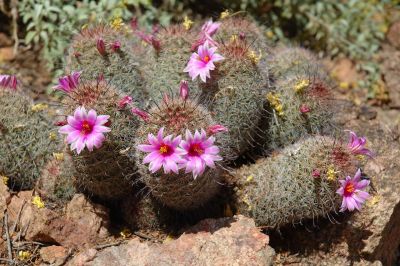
0;0;399;98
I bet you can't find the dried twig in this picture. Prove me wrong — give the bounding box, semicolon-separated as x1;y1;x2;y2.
95;240;126;250
10;0;18;54
0;258;15;264
4;212;13;264
133;231;155;241
10;199;26;236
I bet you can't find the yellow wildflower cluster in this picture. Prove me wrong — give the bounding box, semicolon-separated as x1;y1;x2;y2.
266;92;284;116
163;234;175;243
49;132;57;141
366;194;380;207
220;10;230;19
242;194;252;211
230;34;238;42
1;175;8;185
31;103;48;112
18;251;31;261
53;152;64;161
247;49;262;64
326;165;337;181
294;79;310;93
110;17;124;30
246;175;254;183
120;228;131;239
32;195;45;209
183;16;194;30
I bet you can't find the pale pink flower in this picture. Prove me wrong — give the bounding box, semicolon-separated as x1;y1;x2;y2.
118;96;132;109
300;104;311;113
336;169;370;212
59;106;110;154
131;107;149;122
207;124;228;135
184;41;224;82
347;130;373;157
0;74;18;90
191;20;221;50
179;80;189;100
138;128;185;174
180;129;222;178
53;71;81;93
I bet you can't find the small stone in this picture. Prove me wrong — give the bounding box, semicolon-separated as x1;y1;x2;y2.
40;246;67;264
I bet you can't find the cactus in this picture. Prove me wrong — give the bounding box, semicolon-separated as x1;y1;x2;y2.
60;80;137;200
132;89;224;210
265;47;337;149
37;151;76;204
66;24;146;105
234;136;361;228
0;88;59;190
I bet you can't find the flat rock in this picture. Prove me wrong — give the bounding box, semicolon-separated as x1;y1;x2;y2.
40;245;68;264
67;215;275;266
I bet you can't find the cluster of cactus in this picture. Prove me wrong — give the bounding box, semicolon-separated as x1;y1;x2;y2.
1;13;374;232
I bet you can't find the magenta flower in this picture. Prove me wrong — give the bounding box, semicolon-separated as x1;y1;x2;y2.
300;104;311;114
336;169;370;212
59;106;110;154
184;41;224;83
207;124;228;135
180;129;222;178
118;96;132;109
137;128;185;174
347;130;373;157
111;40;121;52
131;107;149;122
0;74;18;90
53;71;81;93
192;20;221;50
96;38;106;56
179;80;189;100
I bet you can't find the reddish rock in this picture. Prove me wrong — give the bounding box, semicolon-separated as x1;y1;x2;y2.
380;45;400;108
40;245;68;264
387;21;400;49
67;215;275;266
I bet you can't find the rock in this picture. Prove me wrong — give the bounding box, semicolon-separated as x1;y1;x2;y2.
40;245;68;264
272;119;400;265
7;193;110;249
0;47;15;61
379;45;400;108
387;21;400;49
0;181;11;221
67;215;275;266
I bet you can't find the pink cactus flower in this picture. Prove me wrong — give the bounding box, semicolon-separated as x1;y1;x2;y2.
184;41;224;83
138;127;185;174
111;40;121;52
118;96;132;109
207;124;228;135
131;107;149;122
59;106;111;154
0;74;18;90
180;129;222;178
136;31;160;50
179;80;189;100
300;104;311;114
53;71;81;93
312;169;321;178
191;20;221;50
347;130;373;157
96;38;106;56
336;169;370;212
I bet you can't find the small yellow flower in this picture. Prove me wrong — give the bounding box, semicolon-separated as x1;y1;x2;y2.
31;103;48;112
266;92;284;116
141;40;148;47
32;196;45;209
355;154;366;163
366;195;380;207
1;175;8;185
81;23;88;30
266;30;274;38
182;16;194;30
326;165;337;181
120;228;131;239
247;49;262;64
246;175;254;182
242;194;252;211
49;132;57;141
53;152;64;161
163;234;175;243
230;34;238;42
220;10;230;19
294;79;310;93
110;17;124;30
18;251;31;261
339;82;349;90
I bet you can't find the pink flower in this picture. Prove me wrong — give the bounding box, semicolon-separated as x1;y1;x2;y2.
96;38;106;56
180;129;222;178
312;169;321;178
53;71;81;93
191;20;221;50
111;40;121;52
336;169;370;212
347;130;373;157
136;31;160;50
131;107;149;122
138;128;185;174
179;80;189;100
0;74;18;90
184;41;224;82
59;106;110;154
207;124;228;135
300;104;311;113
118;96;132;109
